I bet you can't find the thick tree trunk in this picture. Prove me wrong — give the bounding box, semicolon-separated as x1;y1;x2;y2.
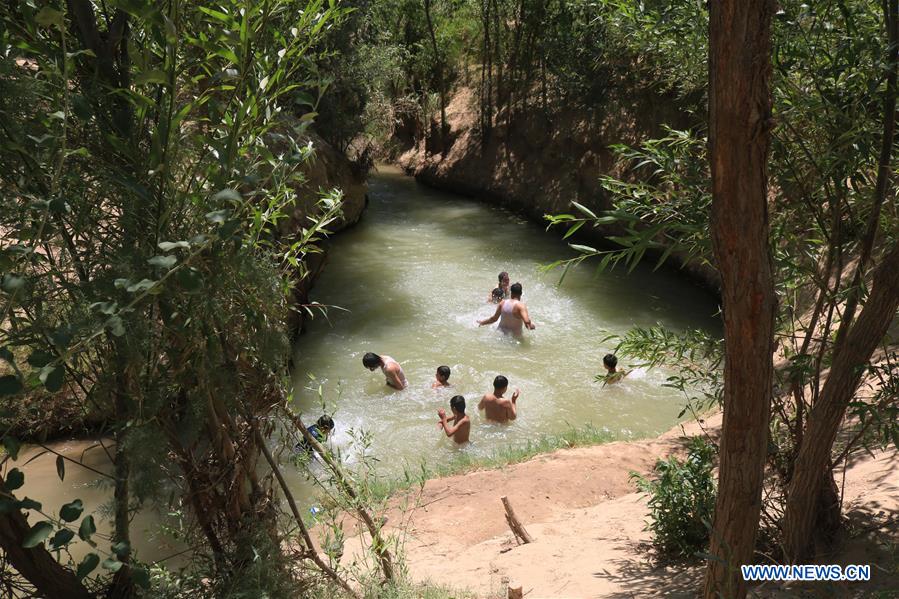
0;476;94;599
783;243;899;560
703;2;777;598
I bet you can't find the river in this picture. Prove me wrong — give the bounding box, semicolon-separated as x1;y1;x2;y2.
291;165;720;475
16;165;720;567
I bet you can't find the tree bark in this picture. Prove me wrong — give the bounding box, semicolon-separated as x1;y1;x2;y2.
703;2;777;598
783;243;899;560
0;476;94;599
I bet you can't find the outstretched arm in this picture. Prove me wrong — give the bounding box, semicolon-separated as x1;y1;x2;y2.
501;397;518;420
478;302;503;326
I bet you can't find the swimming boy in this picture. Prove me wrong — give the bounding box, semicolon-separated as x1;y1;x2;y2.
432;365;451;388
438;395;471;444
296;415;334;455
478;375;520;423
489;287;504;304
490;271;510;300
601;353;628;385
363;352;408;389
478;282;536;336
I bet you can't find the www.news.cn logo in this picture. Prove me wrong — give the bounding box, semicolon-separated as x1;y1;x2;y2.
741;564;871;582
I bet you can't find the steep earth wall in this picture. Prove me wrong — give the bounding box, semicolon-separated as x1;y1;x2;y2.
398;88;719;291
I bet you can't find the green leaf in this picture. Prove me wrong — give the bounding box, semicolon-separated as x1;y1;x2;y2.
132;566;151;589
56;455;65;481
0;375;23;397
60;499;84;522
22;521;54;548
3;468;24;491
77;553;100;579
0;346;14;365
35;7;64;28
213;189;242;203
78;515;96;540
105;316;126;337
39;365;64;392
571;201;597;219
1;274;26;293
102;557;124;572
158;241;190;251
27;350;53;368
89;301;118;315
111;540;131;559
2;437;21;460
205;209;231;224
569;244;598;254
50;528;75;549
48;328;72;350
134;70;168;85
147;255;177;269
16;497;42;511
126;279;156;293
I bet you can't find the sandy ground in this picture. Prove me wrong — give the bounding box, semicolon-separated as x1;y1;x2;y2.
337;413;899;598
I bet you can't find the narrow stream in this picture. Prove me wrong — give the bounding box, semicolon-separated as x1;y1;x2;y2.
292;166;721;475
17;166;720;567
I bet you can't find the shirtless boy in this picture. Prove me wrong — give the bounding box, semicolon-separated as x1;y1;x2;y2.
478;283;536;336
438;395;471;444
362;352;408;389
432;365;451;388
478;375;520;423
601;353;628;385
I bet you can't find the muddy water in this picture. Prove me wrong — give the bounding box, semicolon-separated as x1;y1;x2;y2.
15;166;720;568
291;166;721;475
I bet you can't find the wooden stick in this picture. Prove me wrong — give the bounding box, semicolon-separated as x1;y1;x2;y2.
501;496;533;544
507;582;523;599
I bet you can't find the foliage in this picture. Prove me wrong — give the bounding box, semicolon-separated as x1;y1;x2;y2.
631;436;716;558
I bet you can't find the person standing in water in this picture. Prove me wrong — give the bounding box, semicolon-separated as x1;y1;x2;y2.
362;352;408;389
438;395;471;443
432;365;452;388
478;282;536;335
478;375;520;423
488;271;511;301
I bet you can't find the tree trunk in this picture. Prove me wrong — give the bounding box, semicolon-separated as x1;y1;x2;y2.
703;2;777;598
0;476;94;599
424;0;447;149
783;243;899;560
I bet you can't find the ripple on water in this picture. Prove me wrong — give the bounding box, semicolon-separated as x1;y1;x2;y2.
292;167;721;481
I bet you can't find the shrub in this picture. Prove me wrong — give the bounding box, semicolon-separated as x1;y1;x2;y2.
631;436;716;558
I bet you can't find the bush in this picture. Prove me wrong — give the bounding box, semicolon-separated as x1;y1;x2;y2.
631;436;716;558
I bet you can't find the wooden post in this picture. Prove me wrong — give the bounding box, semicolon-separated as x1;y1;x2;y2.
501;496;533;544
507;582;523;599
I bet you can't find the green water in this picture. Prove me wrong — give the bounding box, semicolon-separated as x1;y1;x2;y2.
292;166;721;476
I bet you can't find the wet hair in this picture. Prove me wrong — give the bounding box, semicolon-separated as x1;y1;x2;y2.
437;365;451;380
493;375;509;390
498;271;509;284
510;282;522;297
450;395;466;414
603;353;618;369
317;415;334;432
362;352;381;368
491;287;504;300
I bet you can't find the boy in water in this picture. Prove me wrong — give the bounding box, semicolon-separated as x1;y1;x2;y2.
489;287;505;304
478;375;520;423
296;415;334;455
438;395;471;444
488;271;511;301
363;352;408;389
601;353;628;385
432;365;451;388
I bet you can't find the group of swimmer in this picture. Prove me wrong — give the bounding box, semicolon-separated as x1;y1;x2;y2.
299;271;627;452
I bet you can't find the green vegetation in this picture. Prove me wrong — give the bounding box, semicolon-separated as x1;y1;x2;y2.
2;0;898;597
631;437;716;558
